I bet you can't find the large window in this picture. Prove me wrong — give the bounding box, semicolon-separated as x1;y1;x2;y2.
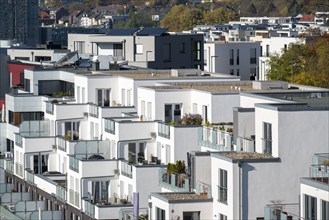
183;211;200;220
96;89;110;107
263;122;272;154
220;214;227;220
64;121;80;141
164;104;182;123
156;207;165;220
229;49;234;65
8;111;44;126
219;169;228;203
305;194;317;220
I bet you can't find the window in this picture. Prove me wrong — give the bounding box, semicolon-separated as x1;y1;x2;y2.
64;121;80;140
236;69;240;76
236;49;239;65
250;48;257;64
220;214;227;220
163;43;171;62
266;45;270;57
96;89;110;107
164;104;182;123
136;44;143;54
250;68;256;80
25;79;30;92
305;194;317;220
183;211;200;220
104;119;115;134
230;69;234;75
218;169;227;203
193;41;201;61
229;49;234;65
263;122;272;154
113;44;123;59
127;90;131;106
121;89;126;106
156;207;165;220
82;87;85;103
322;200;329;220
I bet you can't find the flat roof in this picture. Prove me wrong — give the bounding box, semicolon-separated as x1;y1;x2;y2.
221;152;274;160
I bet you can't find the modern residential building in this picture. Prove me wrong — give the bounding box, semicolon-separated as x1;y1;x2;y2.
67;28;205;70
204;41;260;80
0;0;39;46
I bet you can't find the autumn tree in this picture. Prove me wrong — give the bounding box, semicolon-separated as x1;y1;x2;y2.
267;37;329;88
203;7;238;25
160;5;204;32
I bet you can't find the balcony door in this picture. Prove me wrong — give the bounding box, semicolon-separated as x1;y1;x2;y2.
164;104;182;123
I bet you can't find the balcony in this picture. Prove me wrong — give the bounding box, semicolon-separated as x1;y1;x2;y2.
309;153;329;183
159;169;189;192
195;181;212;199
19;120;50;137
25;169;34;184
82;197;133;219
158;122;170;139
198;127;232;151
69;156;79;173
264;203;300;220
236;136;255;153
56;185;66;201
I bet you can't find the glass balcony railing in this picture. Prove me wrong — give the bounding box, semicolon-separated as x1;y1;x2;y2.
198;127;232;151
158;122;170;139
5;160;14;173
195;182;212;199
46;102;54;114
89;104;99;118
56;136;66;152
236;137;255;153
25;170;34;184
120;161;133;178
69;156;79;173
84;199;95;218
15;134;22;147
159;169;189;192
56;185;66;201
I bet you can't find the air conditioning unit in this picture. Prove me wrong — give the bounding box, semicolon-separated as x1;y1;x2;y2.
150;132;156;138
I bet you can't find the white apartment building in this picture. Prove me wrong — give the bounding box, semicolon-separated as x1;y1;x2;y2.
204;42;260;80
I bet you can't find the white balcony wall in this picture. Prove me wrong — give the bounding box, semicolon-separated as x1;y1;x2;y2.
5;94;44;112
6;124;19;141
53;104;87;120
94;205;125;220
79;160;117;178
0;123;7;153
34;175;57;195
23;137;55;153
118;122;155;141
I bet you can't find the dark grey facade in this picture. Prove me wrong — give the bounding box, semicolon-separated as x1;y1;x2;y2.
0;0;39;46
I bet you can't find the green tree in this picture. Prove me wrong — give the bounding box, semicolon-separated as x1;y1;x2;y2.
203;7;238;25
160;5;203;31
45;0;63;8
267;38;329;88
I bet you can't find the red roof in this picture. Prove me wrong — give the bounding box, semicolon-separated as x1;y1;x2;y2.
299;14;315;22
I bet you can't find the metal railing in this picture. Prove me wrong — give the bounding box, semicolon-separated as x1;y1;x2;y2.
158;122;170;139
198;127;232;151
195;181;212;199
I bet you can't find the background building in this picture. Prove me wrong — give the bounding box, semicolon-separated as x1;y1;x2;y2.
0;0;39;46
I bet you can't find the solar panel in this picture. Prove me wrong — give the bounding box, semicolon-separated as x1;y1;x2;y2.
107;28;139;36
136;28;168;36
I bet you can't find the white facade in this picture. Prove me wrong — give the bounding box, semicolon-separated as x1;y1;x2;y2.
204;42;260;80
